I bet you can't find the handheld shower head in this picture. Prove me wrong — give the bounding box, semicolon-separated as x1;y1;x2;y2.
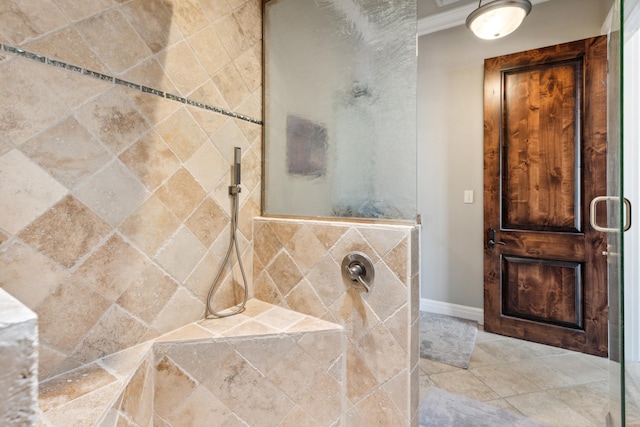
233;147;241;186
208;146;249;318
228;147;242;196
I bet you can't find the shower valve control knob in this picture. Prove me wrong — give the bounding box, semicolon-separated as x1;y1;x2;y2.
341;252;375;293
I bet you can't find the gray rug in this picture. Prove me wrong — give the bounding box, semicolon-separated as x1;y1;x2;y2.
419;387;551;427
419;312;478;369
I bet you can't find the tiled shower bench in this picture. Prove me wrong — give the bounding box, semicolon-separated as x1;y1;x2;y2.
38;299;345;426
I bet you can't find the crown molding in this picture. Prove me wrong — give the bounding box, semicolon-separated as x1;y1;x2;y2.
418;0;552;37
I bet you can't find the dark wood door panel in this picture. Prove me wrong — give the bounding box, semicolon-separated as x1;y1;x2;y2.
502;60;581;232
484;35;608;357
499;231;586;261
483;300;591;350
502;255;582;328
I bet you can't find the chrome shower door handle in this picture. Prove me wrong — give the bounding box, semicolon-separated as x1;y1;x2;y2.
590;196;632;232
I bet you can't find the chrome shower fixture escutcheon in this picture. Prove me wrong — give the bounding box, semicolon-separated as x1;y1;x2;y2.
341;252;375;293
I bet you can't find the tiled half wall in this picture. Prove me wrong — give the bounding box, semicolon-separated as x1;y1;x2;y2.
253;218;421;426
0;0;262;381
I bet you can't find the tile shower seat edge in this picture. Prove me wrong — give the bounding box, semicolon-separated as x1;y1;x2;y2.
38;299;345;426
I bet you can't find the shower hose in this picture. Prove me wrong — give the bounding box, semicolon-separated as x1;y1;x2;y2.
205;184;248;318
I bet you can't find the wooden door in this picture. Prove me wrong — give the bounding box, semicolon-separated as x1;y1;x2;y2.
483;36;609;357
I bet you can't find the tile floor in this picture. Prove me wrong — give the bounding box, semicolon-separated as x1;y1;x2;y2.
418;327;637;427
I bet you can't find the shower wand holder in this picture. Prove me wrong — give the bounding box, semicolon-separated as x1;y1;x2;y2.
228;185;241;195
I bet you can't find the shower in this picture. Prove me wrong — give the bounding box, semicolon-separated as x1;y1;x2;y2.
206;147;249;318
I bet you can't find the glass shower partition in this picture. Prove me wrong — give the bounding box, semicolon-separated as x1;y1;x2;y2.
263;0;417;221
621;0;640;424
607;0;640;424
605;0;624;422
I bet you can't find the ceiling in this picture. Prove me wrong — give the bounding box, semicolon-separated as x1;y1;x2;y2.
418;0;478;19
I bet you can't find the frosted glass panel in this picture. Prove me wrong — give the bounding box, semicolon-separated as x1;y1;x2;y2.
264;0;417;220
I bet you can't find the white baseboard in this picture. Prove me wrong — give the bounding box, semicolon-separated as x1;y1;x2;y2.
420;298;484;325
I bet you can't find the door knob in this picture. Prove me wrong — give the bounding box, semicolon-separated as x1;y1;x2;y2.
487;228;506;249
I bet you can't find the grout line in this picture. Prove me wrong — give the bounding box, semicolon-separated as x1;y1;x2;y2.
0;43;263;126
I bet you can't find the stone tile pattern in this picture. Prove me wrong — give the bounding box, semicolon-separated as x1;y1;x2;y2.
253;218;421;426
0;289;38;427
419;327;618;427
38;300;345;427
0;0;262;380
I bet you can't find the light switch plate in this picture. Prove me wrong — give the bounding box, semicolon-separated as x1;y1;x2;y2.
464;190;474;204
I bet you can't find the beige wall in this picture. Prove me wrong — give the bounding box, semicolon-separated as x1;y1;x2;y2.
0;0;262;380
418;0;611;309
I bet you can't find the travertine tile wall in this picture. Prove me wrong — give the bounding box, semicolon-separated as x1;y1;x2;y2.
0;3;422;425
0;0;262;380
253;218;421;426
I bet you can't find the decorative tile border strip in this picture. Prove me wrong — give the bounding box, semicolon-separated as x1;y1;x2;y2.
1;43;263;126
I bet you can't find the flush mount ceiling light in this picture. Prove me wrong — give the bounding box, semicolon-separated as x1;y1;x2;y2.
466;0;532;40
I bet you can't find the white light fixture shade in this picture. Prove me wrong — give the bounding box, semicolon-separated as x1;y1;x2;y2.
466;0;532;40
